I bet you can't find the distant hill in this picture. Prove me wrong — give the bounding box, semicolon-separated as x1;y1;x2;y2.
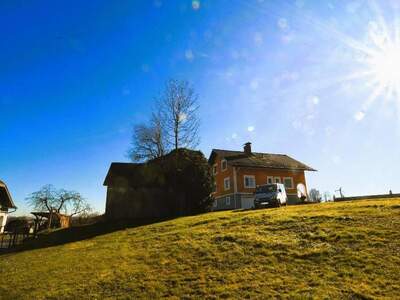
1;198;400;299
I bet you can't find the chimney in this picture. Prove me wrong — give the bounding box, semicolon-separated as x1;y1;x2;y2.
244;142;252;155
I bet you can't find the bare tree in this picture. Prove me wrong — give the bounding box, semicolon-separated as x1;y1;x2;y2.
26;185;91;217
309;188;321;202
128;111;166;162
128;79;200;161
323;191;332;202
159;79;200;150
335;187;344;198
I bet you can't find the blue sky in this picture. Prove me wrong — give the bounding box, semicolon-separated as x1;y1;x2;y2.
1;0;400;215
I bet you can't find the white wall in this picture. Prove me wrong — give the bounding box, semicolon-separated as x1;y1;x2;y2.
0;212;7;233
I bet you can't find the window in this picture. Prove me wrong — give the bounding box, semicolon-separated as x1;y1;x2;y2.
212;164;217;175
244;175;256;188
212;182;217;193
226;196;231;205
274;177;281;183
221;159;227;171
224;177;230;190
267;176;273;184
213;200;218;207
283;177;294;189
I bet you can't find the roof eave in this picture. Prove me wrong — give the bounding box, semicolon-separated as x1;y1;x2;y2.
103;162;145;186
0;184;17;209
103;163;114;186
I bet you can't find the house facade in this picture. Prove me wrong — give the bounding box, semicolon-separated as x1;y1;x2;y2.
0;180;17;233
209;143;316;210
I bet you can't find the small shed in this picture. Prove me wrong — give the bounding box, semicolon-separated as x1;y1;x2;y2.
0;180;17;233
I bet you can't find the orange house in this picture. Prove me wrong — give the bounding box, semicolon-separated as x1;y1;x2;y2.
208;142;316;210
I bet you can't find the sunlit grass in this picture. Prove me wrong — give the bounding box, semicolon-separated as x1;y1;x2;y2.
1;198;400;299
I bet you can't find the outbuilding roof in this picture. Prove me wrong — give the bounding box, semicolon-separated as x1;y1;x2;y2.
0;180;17;209
103;163;144;186
209;149;316;171
103;149;207;188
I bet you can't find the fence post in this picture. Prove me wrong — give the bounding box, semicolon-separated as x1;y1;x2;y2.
8;233;13;248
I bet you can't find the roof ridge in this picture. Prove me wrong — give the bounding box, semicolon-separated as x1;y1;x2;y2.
253;152;288;156
213;149;289;156
110;162;144;165
212;148;243;152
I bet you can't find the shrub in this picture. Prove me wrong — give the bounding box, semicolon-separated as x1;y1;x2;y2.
153;148;214;215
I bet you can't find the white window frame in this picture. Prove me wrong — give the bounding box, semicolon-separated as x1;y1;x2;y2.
274;177;281;183
221;159;227;171
212;164;218;175
267;176;274;184
243;175;256;188
224;177;230;191
226;196;231;205
283;177;294;189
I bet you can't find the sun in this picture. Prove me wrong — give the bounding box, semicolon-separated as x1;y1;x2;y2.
343;17;400;116
367;38;400;99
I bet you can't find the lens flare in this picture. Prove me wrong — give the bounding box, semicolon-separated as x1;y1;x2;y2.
345;17;400;115
367;41;400;98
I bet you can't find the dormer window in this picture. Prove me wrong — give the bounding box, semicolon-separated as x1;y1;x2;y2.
221;159;227;171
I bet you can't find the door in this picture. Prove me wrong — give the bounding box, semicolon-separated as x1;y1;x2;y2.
241;196;255;209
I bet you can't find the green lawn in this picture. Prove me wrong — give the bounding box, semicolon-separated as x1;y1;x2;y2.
1;199;400;299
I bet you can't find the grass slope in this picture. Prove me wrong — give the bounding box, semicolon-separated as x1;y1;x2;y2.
1;199;400;299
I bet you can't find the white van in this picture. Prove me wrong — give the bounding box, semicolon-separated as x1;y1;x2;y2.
254;183;288;208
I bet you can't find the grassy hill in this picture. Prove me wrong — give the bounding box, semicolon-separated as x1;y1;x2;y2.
1;198;400;299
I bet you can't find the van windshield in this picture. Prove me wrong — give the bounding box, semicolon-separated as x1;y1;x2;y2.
256;184;277;194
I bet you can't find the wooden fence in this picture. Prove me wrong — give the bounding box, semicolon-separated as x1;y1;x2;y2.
334;193;400;202
0;232;32;250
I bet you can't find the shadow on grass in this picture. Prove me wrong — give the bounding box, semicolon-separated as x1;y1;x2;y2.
232;207;278;213
232;208;255;213
0;216;177;256
232;203;319;214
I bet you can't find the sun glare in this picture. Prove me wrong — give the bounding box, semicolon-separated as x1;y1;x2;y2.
368;40;400;98
343;15;400;116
